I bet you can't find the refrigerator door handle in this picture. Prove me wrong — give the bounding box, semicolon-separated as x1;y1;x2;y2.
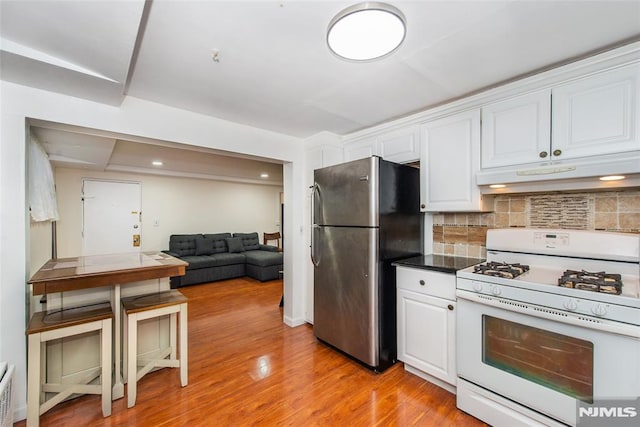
310;183;320;266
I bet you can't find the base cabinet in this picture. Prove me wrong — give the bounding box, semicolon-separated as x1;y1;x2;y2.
397;267;457;391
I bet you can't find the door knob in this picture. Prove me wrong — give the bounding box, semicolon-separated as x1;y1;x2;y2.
539;151;548;158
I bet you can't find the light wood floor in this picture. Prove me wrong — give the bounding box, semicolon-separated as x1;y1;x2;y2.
17;277;487;426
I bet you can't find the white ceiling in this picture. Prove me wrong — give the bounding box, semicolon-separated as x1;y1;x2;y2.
2;0;640;179
28;121;284;185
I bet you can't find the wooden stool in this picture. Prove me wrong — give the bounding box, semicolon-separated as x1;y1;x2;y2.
26;303;112;427
121;290;188;408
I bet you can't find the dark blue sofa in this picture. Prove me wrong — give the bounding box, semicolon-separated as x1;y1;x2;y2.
163;232;283;288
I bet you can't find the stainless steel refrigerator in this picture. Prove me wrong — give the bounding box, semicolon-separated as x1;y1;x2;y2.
311;156;422;372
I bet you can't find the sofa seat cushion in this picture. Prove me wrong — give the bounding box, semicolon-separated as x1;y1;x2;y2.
181;253;245;270
209;253;246;267
243;250;283;267
181;255;219;270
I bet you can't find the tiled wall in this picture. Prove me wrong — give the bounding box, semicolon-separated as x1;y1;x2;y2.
432;189;640;258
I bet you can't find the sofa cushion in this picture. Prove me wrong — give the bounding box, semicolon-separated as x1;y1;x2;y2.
195;237;214;255
169;234;201;257
225;237;244;253
203;233;232;254
180;255;219;270
233;232;260;251
243;250;283;267
209;252;246;267
181;253;246;269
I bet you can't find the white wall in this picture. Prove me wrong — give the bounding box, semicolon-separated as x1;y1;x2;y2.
52;168;283;258
0;81;309;421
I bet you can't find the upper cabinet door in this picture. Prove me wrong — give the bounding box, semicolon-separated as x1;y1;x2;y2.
420;109;486;212
552;63;640;160
481;89;551;168
377;125;420;164
344;137;378;162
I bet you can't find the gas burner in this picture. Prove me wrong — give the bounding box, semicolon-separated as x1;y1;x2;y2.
473;262;530;279
558;270;623;295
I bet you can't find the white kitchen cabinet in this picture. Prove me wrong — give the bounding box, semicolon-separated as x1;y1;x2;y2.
344;124;420;164
481;89;551;168
397;267;457;392
480;64;640;173
377;125;420;163
343;136;378;162
552;63;640;160
420;109;488;212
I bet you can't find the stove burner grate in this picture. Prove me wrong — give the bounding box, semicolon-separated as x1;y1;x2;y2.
473;262;530;279
558;270;623;295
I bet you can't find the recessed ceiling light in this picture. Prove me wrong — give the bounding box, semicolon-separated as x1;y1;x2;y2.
260;173;269;178
599;175;625;181
152;160;163;166
327;2;406;62
489;184;506;189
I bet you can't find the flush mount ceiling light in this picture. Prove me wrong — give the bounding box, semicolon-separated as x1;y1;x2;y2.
327;2;406;62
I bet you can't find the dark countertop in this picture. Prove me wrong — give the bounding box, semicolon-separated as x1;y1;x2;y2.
392;254;485;274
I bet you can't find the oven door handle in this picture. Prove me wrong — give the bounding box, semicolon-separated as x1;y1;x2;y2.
456;290;640;338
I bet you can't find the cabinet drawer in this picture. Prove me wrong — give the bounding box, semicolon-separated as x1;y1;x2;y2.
396;267;456;300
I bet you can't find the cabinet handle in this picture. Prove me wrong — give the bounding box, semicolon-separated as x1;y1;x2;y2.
553;149;562;157
420;203;426;210
448;304;454;311
419;280;425;286
539;151;548;158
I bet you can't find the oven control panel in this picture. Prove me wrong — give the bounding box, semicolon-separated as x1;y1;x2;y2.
456;277;639;325
533;232;569;249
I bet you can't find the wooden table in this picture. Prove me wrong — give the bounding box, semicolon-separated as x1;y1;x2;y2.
28;251;188;399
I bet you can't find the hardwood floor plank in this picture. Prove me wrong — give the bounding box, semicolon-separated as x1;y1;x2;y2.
15;277;487;426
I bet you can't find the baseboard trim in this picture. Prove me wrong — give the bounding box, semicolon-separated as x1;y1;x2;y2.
283;315;307;327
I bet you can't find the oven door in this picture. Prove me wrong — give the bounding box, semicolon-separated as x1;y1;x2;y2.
457;290;640;426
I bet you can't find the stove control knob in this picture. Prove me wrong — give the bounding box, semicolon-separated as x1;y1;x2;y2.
490;285;502;296
562;299;578;311
590;303;607;317
472;282;483;292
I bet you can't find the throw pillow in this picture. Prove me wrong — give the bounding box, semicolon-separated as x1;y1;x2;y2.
195;237;214;255
225;237;244;253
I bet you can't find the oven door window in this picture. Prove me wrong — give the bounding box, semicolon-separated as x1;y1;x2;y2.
482;315;593;403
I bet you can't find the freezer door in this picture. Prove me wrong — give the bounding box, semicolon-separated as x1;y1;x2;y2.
313;157;379;227
313;226;379;367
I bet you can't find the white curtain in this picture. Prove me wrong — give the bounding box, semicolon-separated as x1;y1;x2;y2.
29;138;59;222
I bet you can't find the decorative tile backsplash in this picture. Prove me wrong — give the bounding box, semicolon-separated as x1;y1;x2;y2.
432;189;640;258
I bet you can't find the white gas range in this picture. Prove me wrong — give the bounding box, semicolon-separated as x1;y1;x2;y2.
455;228;640;427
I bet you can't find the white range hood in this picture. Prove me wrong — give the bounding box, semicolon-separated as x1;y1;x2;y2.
476;152;640;194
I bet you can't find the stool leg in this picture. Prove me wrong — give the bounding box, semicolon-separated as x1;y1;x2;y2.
27;333;41;427
101;318;112;417
169;312;177;360
127;312;138;408
122;308;128;384
179;303;188;387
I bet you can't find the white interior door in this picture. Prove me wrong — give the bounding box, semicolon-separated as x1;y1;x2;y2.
82;179;142;255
